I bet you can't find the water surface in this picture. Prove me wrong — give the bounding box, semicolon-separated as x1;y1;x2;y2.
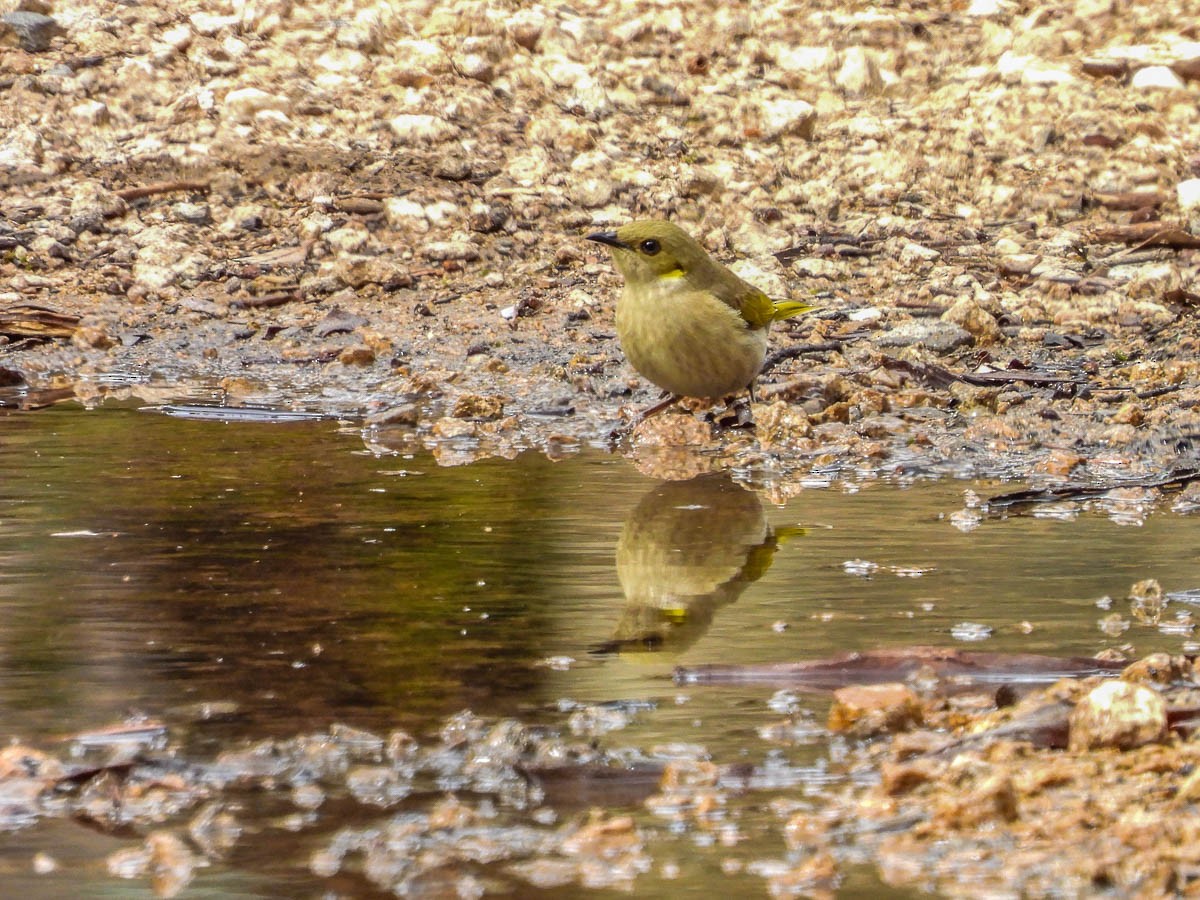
1;405;1197;897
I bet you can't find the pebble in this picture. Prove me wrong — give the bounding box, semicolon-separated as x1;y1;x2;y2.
754;99;817;140
0;124;44;171
70;100;109;125
835;47;883;95
900;242;940;262
0;11;62;53
189;12;239;35
331;257;412;290
223;88;290;123
828;683;923;736
388;39;451;85
389;114;457;144
1177;177;1200;211
1130;65;1185;90
875;320;973;353
943;297;1003;344
172;202;212;225
1068;680;1167;751
384;197;431;232
423;240;480;262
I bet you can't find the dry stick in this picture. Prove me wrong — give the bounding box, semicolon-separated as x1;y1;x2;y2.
761;341;845;376
114;180;211;202
229;291;302;310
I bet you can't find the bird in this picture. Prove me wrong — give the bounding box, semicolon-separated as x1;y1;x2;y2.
587;220;815;419
595;472;802;655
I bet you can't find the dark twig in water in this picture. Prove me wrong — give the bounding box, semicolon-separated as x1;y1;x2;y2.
985;468;1200;510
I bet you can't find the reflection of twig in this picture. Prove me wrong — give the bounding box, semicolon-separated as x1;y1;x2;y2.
114;180;210;203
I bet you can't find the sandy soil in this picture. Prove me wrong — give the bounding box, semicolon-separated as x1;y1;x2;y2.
3;0;1200;488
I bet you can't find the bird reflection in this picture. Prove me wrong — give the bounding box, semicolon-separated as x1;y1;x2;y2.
595;473;798;655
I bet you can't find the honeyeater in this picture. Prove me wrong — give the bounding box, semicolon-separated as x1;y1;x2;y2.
587;220;814;416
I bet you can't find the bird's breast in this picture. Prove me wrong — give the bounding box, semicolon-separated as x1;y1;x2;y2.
616;282;768;399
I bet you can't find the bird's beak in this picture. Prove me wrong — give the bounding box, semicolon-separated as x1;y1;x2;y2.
586;231;630;250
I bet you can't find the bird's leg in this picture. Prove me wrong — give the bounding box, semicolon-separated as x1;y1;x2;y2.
606;393;682;443
636;393;682;421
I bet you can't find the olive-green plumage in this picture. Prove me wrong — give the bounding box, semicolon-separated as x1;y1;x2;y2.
587;220;814;400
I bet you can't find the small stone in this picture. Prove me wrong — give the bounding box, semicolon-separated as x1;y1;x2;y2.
389;114;456;144
291;783;325;810
223;88;290;123
189;11;240;34
1068;680;1167;751
468;203;509;233
567;176;614;208
0;124;44;171
900;242;940;262
387;39;450;85
456;52;494;83
835;47;883;95
367;404;420;426
451;394;505;421
171;202;211;225
1178;178;1200;211
1130;65;1185;90
422;240;479;262
72;325;115;350
331;256;412;290
942;297;1002;344
965;0;1004;14
338;346;376;367
999;253;1039;275
754;99;817;140
32;852;57;874
70;100;109;125
1109;402;1144;426
875;320;972;353
1121;652;1185;685
315;48;367;74
0;11;63;52
880;758;940;796
828;683;923;735
506;8;546;49
996;52;1074;85
384;197;430;232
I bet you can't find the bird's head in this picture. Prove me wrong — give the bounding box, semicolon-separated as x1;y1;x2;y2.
586;220;712;286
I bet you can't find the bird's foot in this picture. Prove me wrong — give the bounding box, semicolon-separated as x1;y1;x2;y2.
706;396;756;429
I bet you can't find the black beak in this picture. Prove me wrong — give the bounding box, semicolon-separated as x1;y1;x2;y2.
586;231;630;250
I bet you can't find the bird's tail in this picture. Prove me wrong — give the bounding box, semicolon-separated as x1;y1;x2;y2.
770;299;818;321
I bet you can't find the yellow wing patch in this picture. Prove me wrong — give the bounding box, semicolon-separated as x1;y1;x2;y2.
741;293;817;328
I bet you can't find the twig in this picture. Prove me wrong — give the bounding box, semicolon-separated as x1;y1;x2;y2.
114;180;210;202
761;341;844;375
229;290;302;309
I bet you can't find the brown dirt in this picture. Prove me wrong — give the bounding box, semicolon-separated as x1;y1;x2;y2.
3;0;1200;488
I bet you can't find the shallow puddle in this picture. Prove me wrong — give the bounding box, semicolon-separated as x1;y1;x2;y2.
1;404;1198;897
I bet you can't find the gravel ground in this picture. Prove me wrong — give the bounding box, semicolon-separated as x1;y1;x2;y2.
3;0;1200;485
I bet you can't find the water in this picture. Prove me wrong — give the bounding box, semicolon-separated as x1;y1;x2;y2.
1;404;1198;897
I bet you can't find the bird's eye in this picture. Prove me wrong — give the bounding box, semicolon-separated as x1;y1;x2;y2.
639;239;661;255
